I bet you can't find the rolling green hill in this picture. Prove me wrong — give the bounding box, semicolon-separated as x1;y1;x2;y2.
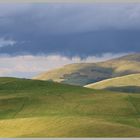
85;73;140;93
0;77;140;137
33;53;140;86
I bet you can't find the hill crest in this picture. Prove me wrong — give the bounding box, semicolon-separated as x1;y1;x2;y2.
33;53;140;86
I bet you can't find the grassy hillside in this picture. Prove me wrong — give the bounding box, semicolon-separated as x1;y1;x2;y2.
0;77;140;137
85;74;140;93
33;53;140;86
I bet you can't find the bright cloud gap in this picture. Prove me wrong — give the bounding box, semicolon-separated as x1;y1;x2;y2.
0;38;16;48
0;53;129;78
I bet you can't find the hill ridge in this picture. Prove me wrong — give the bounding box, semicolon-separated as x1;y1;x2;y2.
33;53;140;86
85;73;140;93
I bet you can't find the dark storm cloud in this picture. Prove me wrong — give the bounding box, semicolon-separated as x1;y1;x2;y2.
0;3;140;57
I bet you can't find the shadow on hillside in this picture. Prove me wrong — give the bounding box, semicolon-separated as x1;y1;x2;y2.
105;86;140;93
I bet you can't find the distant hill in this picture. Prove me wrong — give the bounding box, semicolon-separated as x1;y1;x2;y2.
33;53;140;86
0;77;140;137
85;73;140;93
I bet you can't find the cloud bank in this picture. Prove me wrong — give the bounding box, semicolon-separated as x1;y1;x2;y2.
0;4;139;57
0;53;127;78
1;4;140;34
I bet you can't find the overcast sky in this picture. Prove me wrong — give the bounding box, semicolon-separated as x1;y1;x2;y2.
0;3;140;78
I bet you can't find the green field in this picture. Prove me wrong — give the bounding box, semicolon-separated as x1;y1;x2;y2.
85;73;140;93
0;77;140;137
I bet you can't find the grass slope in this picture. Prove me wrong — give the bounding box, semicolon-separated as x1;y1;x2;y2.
33;53;140;86
0;77;140;137
85;73;140;93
